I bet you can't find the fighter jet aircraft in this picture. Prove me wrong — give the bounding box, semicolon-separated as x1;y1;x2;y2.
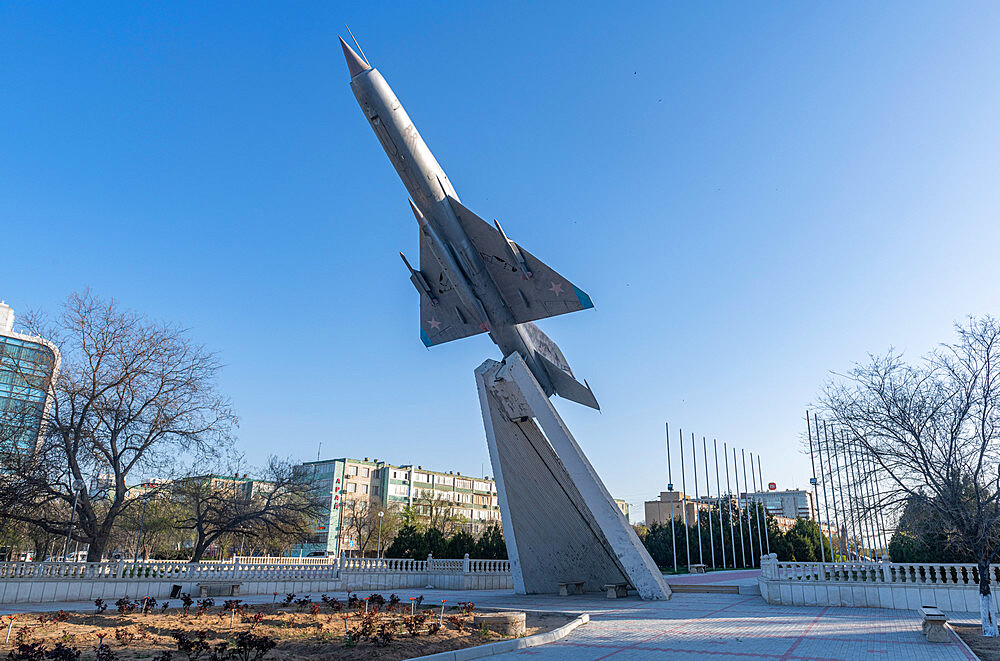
340;36;599;410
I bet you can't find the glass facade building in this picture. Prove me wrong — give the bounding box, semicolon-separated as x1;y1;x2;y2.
0;302;59;454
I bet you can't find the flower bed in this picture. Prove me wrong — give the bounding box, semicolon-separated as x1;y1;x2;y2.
1;592;570;661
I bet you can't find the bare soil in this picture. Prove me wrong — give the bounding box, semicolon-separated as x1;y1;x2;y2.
1;598;572;661
953;624;1000;660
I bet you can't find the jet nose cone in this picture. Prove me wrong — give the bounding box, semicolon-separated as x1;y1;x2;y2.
339;36;371;78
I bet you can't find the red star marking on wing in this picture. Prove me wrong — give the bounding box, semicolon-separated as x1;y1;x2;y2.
549;281;564;296
428;318;442;330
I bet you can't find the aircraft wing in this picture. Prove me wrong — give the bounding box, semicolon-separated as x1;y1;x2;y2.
418;231;486;347
446;196;594;325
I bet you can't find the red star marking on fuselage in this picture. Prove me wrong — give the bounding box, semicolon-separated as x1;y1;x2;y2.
428;318;442;330
549;281;564;296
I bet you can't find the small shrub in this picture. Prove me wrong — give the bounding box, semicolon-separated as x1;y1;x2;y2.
308;603;320;616
114;598;134;616
346;593;359;608
14;626;37;646
428;622;441;635
388;594;401;607
248;611;264;630
447;615;465;632
228;632;276;661
141;597;157;614
356;611;378;640
293;596;311;611
172;630;210;661
280;594;295;607
180;594;194;616
375;620;398;647
94;599;108;614
195;598;214;617
52;612;69;624
112;628;135;647
94;642;118;661
457;601;475;615
7;642;46;661
160;601;170;614
43;642;81;661
321;595;343;612
366;593;385;607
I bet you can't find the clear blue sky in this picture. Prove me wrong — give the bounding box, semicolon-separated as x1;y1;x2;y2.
4;2;1000;520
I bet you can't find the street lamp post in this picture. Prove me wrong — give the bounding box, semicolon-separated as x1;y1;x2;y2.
63;480;86;561
134;494;151;562
377;511;384;562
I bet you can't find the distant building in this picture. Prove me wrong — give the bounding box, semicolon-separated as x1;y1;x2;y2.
0;301;60;454
644;490;699;526
295;457;501;557
740;489;815;520
614;499;629;521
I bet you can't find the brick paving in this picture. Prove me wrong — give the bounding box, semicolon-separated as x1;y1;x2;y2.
1;584;977;660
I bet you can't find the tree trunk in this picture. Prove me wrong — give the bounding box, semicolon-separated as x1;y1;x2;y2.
86;536;109;563
980;560;998;637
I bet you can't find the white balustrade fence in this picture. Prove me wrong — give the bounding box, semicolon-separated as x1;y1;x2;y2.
758;553;998;612
0;554;512;605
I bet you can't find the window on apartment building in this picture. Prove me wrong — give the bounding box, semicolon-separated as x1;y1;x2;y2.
347;483;357;493
456;478;473;490
348;465;358;476
372;485;379;496
362;485;369;495
413;472;427;482
438;476;453;486
362;467;369;477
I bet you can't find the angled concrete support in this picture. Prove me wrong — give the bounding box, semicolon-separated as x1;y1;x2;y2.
476;354;671;600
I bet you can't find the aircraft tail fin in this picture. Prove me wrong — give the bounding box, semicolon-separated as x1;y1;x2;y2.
520;322;599;410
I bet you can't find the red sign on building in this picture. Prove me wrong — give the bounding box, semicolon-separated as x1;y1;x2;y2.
768;482;776;491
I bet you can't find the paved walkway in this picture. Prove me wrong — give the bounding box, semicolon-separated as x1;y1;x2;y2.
1;586;977;660
666;568;762;586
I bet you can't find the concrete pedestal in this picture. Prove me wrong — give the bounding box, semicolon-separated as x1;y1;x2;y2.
475;354;671;600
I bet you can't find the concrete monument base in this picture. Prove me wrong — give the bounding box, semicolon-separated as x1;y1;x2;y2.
475;354;671;600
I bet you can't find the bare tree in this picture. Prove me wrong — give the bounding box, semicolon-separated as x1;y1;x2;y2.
340;500;404;557
172;456;322;562
0;291;236;561
821;316;1000;635
413;493;462;535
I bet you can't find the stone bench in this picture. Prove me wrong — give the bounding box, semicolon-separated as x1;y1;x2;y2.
920;605;948;643
196;581;242;598
558;581;585;596
689;564;707;574
604;582;628;599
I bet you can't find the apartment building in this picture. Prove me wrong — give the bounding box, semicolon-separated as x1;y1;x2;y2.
296;457;501;557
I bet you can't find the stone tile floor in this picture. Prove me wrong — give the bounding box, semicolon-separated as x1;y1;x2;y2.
1;583;978;660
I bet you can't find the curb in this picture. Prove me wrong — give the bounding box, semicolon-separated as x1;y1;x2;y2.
410;612;590;661
945;622;980;660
